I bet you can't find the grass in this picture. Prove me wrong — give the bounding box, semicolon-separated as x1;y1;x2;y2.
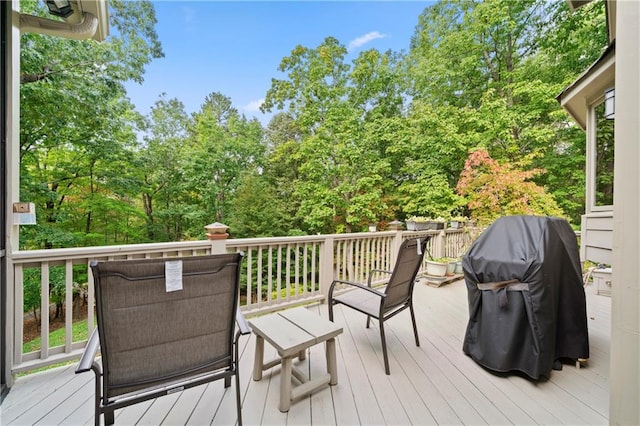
19;319;94;377
23;319;90;353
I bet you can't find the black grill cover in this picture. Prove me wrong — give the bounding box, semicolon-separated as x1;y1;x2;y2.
462;215;589;379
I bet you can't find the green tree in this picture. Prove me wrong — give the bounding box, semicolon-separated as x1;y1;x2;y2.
227;172;296;238
19;0;164;248
533;0;608;223
263;38;405;233
185;92;266;234
263;112;305;232
407;0;607;224
139;94;192;241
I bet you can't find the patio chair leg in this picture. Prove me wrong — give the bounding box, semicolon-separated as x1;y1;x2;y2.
366;315;371;329
235;370;243;426
410;302;420;347
225;375;231;388
328;302;334;322
380;321;390;375
104;410;114;426
93;372;102;426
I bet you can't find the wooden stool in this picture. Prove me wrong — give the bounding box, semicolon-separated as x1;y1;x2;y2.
249;307;343;412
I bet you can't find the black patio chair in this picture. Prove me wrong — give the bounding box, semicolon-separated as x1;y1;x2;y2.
76;253;250;426
328;237;429;374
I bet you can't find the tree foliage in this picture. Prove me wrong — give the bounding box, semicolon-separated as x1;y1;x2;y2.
456;149;562;224
19;0;163;249
185;92;266;232
262;38;408;232
139;94;191;241
19;0;609;250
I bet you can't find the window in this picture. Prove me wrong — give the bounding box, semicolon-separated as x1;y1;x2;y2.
593;101;614;207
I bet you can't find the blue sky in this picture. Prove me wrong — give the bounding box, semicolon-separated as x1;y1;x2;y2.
124;1;432;125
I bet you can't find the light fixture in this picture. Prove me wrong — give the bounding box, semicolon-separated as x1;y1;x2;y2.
45;0;74;18
604;87;615;119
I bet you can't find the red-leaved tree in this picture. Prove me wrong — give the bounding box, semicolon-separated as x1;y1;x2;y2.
456;149;563;225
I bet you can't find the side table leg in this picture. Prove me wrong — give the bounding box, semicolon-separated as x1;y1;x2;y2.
279;356;293;412
326;338;338;385
253;335;265;381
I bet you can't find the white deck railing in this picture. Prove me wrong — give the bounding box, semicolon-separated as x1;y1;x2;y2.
9;229;473;374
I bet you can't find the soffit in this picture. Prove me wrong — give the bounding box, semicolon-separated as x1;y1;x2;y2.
556;43;615;130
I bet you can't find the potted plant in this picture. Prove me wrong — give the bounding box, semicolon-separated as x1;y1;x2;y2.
425;257;448;277
449;216;468;229
455;259;464;274
405;216;430;231
426;217;447;230
445;258;457;275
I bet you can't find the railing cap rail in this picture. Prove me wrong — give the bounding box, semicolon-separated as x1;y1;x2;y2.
11;229;459;265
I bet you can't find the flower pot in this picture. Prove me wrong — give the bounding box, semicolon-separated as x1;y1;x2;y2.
454;260;463;274
426;260;447;277
446;261;456;275
450;220;465;229
406;220;429;231
426;221;445;230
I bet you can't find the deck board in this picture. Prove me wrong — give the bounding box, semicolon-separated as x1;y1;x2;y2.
1;279;611;425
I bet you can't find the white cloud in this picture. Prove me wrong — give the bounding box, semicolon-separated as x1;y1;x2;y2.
348;31;387;52
244;99;264;113
180;6;198;34
180;6;197;25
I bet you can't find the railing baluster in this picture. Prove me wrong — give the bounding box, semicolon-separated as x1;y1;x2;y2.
246;249;253;305
40;262;50;360
295;243;300;297
355;240;361;282
286;244;291;299
267;247;273;302
302;243;308;294
257;246;263;304
88;259;95;344
277;245;282;301
311;242;317;291
65;260;73;353
335;241;342;281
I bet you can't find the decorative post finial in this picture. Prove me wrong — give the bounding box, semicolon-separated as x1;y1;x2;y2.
205;222;229;240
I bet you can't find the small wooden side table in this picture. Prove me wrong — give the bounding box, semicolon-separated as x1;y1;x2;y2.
249;307;343;412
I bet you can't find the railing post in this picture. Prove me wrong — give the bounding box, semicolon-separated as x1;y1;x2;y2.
319;236;335;303
392;230;404;264
434;230;446;258
210;239;228;254
205;222;229;254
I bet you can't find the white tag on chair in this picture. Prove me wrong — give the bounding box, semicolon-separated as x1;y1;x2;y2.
165;260;183;292
416;239;422;255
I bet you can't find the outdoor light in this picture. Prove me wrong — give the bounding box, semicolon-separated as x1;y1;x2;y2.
604;87;615;119
45;0;74;18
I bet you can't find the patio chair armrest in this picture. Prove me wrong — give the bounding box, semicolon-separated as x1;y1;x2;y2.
236;309;251;335
367;269;392;286
329;279;386;299
76;328;100;374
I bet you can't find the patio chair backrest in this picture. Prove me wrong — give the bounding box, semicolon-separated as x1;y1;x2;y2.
91;253;242;398
383;238;428;310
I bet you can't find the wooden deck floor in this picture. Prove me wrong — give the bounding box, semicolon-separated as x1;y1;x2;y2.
1;279;611;425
